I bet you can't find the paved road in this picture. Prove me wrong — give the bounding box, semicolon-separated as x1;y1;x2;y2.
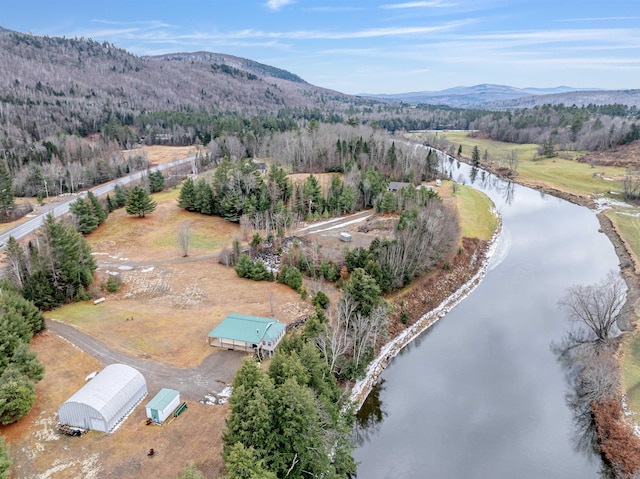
47;319;244;403
0;156;197;247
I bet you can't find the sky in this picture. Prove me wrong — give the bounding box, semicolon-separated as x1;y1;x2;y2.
2;0;639;95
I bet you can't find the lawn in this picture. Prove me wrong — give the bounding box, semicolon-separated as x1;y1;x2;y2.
606;209;640;273
622;329;640;416
414;130;625;198
453;183;498;241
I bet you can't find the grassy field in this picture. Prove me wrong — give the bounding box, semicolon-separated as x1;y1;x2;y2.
453;182;498;240
606;209;640;414
416;130;626;198
622;330;640;415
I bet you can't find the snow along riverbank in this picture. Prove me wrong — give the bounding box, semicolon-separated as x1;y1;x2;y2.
349;218;503;411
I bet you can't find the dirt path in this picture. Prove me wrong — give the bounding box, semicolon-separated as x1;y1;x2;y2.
46;319;244;402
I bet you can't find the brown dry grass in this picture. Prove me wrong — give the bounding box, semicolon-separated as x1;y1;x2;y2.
60;188;311;368
1;184;313;479
1;332;229;479
122;145;205;167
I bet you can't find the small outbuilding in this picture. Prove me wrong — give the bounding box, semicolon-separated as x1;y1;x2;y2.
146;388;180;424
339;232;352;242
208;313;286;357
58;364;147;433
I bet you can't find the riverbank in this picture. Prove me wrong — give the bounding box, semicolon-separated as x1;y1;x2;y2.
349;222;501;410
456;151;640;475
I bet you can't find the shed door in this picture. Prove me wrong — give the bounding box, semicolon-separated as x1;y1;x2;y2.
151;409;159;423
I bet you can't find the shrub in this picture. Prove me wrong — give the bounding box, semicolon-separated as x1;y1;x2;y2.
401;312;409;325
105;275;121;293
277;265;303;292
312;291;329;310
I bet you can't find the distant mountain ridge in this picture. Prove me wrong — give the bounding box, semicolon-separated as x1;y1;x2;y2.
360;83;640;109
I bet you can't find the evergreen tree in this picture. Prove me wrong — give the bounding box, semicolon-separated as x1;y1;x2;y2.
113;184;129;208
87;191;107;224
0;368;36;425
386;141;397;168
303;174;322;214
148;170;165;193
8;344;44;382
472;145;481;166
0;162;14;221
21;214;96;309
178;178;197;211
194;178;214;214
0;436;11;479
125;186;157;217
178;461;206;479
344;268;382;316
223;443;277;479
69;197;99;234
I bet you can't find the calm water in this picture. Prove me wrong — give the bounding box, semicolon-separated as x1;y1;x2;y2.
353;161;619;478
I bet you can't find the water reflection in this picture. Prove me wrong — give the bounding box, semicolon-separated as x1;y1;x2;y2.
354;379;387;447
553;338;619;478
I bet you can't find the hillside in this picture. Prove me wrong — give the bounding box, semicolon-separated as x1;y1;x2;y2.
364;83;640;109
0;27;370;144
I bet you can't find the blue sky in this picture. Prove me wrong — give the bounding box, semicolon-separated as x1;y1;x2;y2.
2;0;639;94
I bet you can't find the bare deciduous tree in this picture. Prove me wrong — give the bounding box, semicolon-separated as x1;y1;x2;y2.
177;221;192;257
559;271;626;342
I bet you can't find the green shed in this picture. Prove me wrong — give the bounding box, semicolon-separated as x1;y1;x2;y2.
207;313;286;357
145;388;180;424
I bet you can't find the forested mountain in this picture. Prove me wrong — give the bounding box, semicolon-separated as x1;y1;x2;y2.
364;83;640;109
1;25;640;201
0;27;370;144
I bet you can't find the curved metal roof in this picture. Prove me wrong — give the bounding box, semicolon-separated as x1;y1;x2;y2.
61;364;146;430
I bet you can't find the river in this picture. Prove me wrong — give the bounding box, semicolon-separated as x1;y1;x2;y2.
353;160;619;478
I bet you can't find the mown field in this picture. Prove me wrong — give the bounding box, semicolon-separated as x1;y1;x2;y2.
412;130;626;198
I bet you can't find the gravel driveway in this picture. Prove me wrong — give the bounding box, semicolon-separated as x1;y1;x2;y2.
47;319;245;402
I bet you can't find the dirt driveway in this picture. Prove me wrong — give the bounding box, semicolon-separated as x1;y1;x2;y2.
46;319;244;403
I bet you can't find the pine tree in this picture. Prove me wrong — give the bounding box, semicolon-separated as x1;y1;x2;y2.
87;191;107;224
0;367;36;425
148;170;165;193
0;162;14;221
69;197;99;234
125;186;157;217
0;435;11;479
472;145;481;165
178;178;196;211
223;443;277;479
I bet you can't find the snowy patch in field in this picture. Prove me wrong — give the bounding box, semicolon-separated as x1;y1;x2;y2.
37;453;101;479
118;265;133;271
594;195;634;213
199;386;233;406
140;267;154;273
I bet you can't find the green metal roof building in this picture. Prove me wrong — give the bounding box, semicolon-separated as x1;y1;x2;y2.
207;313;286;357
145;388;180;424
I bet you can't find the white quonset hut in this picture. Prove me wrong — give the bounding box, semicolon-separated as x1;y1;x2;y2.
146;388;180;424
58;364;147;433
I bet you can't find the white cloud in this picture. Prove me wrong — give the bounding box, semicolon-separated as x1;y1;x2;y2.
381;1;456;9
265;0;294;11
